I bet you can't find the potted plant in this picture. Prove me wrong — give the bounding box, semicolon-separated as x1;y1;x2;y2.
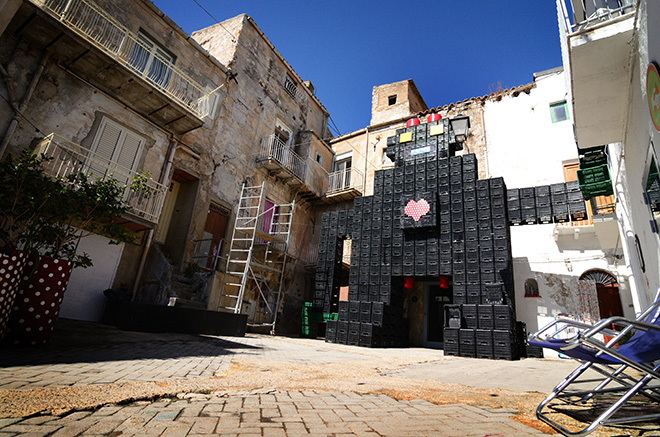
0;150;145;344
0;150;57;341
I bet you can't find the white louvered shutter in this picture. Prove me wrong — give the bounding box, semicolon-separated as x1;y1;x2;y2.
90;119;122;179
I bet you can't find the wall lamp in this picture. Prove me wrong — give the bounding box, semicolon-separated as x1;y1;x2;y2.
450;115;470;144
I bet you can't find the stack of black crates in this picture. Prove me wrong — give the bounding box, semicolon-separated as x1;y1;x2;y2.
507;181;587;226
317;116;521;359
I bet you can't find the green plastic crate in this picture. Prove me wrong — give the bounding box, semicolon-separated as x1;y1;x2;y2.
580;181;614;199
577;164;610;185
323;313;338;322
301;323;318;338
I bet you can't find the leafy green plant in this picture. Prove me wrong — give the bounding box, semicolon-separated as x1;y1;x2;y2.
0;150;147;268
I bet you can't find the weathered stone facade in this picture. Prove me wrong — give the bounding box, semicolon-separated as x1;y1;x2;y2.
1;1;334;333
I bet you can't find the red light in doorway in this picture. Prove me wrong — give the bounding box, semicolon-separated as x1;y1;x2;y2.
438;276;450;289
404;277;414;289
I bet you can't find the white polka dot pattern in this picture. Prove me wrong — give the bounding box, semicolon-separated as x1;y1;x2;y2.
404;198;430;222
6;256;73;345
0;250;28;341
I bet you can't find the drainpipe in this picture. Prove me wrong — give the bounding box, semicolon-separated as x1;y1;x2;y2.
363;127;369;193
131;137;178;300
0;51;49;157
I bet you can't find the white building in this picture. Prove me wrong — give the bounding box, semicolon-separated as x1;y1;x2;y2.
556;0;660;314
484;67;634;338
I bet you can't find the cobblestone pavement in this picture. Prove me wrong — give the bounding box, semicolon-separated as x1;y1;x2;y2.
0;320;574;436
0;333;414;391
0;390;549;436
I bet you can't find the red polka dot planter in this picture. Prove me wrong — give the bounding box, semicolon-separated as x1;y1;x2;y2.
0;249;28;341
5;256;73;345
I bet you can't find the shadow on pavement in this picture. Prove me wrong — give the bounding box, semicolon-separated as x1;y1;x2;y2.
0;318;261;367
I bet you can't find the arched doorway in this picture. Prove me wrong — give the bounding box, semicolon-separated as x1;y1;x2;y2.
580;269;623;319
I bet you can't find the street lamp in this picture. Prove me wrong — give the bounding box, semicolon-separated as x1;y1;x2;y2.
450;115;470;144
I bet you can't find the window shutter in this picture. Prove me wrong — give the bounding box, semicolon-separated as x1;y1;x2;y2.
116;130;142;171
90;120;122;178
89;118;144;186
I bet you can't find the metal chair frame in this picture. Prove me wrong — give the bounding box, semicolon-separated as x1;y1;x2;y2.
528;290;660;436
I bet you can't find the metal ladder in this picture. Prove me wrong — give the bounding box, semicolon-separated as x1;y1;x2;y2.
217;182;294;334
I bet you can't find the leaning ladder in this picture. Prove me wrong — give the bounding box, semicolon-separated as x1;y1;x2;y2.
217;182;294;333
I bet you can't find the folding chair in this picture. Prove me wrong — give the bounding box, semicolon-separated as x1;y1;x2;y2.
528;289;660;436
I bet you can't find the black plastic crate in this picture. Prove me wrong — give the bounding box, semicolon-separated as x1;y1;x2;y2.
507;188;520;201
520;187;535;198
462;304;478;328
360;301;371;323
493;329;514;347
476;329;494;359
477;305;494;329
443;328;460;356
551;182;567;194
489;177;505;189
569;200;587;220
494;305;515;330
485;283;505;305
326;320;338;343
521;207;537;224
338;301;350;321
453;283;466;305
459;329;476;358
553;204;570;222
537;206;553;223
526;345;544;358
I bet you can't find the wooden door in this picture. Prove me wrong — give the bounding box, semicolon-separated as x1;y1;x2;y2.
202;205;229;270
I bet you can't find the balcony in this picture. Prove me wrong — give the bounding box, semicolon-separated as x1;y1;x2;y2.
322;168;363;203
557;0;636;149
12;0;219;134
257;134;307;184
553;194;619;249
35;133;168;227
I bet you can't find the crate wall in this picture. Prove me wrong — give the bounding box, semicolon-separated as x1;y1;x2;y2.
316;117;519;358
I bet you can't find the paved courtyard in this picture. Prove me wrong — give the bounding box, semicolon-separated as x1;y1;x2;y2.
0;319;652;436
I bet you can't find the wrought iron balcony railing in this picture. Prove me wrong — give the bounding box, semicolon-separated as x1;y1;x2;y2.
326;167;364;195
35;134;168;224
31;0;217;119
258;134;306;181
557;0;635;34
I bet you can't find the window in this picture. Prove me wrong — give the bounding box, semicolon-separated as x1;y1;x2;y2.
388;95;397;106
89;117;144;182
550;101;569;123
274;119;292;147
315;152;322;165
524;278;540;297
332;155;352;191
284;76;298;99
128;31;175;87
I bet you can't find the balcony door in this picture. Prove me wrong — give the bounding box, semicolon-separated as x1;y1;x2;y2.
127;32;175;88
88;117;143;184
334;156;352;191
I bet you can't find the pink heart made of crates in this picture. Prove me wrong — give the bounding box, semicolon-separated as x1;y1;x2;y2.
404;199;430;222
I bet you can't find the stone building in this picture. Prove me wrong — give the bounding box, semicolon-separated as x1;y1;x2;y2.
0;0;336;335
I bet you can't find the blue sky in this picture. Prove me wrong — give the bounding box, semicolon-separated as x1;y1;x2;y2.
151;1;563;136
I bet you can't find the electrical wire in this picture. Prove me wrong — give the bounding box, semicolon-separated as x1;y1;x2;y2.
0;92;46;138
190;0;236;43
188;0;341;137
187;0;390;177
